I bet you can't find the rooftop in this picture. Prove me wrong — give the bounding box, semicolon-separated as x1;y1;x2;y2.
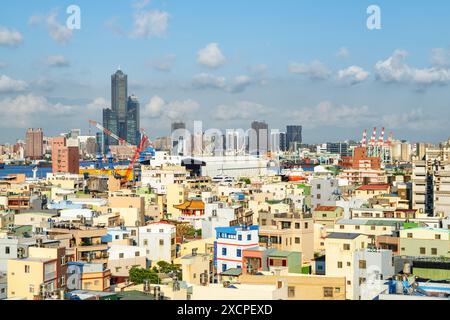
356;184;390;191
326;232;362;240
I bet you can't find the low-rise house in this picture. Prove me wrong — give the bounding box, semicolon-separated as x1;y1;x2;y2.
107;245;147;280
399;227;450;258
313;206;344;228
138;222;177;263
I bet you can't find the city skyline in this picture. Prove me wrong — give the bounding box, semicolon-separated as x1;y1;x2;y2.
1;1;450;144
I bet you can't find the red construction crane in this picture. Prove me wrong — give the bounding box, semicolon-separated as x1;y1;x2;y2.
378;127;385;147
123;131;149;184
370;127;377;147
361;129;367;147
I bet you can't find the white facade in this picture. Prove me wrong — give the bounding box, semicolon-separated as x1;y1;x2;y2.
138;223;176;263
214;226;259;274
194;156;269;179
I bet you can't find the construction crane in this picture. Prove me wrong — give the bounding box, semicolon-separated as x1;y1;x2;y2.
360;129;367;148
89;120;132;149
122;131;149;184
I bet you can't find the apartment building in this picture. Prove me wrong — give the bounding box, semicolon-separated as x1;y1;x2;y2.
313;206;344;228
180;248;211;285
107;245;147;278
138;222;177;263
141;164;188;194
258;212;314;262
399;227;450;258
7;246;67;300
214;225;259;274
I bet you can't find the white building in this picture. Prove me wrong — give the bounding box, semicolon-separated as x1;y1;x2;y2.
214;225;259;274
201;203;239;239
140;164;188;194
138;222;176;263
192;156;269;179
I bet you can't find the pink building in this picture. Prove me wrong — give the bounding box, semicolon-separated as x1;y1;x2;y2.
51;137;80;174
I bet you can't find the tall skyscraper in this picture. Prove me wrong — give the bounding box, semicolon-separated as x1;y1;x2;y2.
25;128;44;160
171;122;187;156
102;69;140;153
250;121;269;156
286;125;303;152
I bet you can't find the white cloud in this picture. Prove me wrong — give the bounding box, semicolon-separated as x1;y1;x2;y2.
212;101;272;121
0;26;23;47
292;101;373;128
337;66;370;86
375;49;450;86
29;11;73;44
431;48;450;68
288;60;331;80
336;47;350;59
142;96;200;121
86;97;109;111
191;73;227;90
0;94;76;128
197;43;227;69
132;10;170;38
190;73;254;93
132;0;151;10
381;108;448;130
0;75;28;93
149;54;176;72
45;55;70;67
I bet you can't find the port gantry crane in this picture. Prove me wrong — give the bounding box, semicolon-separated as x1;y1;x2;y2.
88;120;151;185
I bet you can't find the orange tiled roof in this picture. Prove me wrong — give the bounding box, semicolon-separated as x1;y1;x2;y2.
174;199;205;210
356;184;390;191
315;206;339;212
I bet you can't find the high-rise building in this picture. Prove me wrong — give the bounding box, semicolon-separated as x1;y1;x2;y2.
326;142;350;157
250;121;269;156
127;95;140;146
25;128;44;160
51;137;79;174
286;125;302;152
102;69;140;153
171;122;187;156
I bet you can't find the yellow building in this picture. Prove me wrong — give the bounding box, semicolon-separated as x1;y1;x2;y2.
166;184;187;220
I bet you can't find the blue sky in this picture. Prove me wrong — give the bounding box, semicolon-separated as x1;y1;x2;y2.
1;0;450;144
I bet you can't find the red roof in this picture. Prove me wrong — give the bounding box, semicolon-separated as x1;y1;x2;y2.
356;184;390;191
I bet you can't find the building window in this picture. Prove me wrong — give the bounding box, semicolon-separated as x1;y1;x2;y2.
359;260;367;269
237;249;242;257
222;264;227;272
343;244;350;250
288;286;295;298
295;237;300;244
135;251;140;257
347;262;351;267
337;262;343;268
435;234;441;240
131;230;136;236
222;248;227;256
295;223;300;229
247;234;251;241
340;225;345;230
25;265;30;273
159;239;164;246
115;235;119;240
5;247;10;254
29;285;34;294
335;287;341;293
355;226;360;230
420;247;426;255
431;248;438;255
143;240;148;246
304;222;308;229
238;235;242;241
323;287;333;298
371;226;376;230
119;253;124;258
407;233;413;238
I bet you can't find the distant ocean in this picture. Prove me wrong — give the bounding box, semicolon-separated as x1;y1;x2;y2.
0;161;131;179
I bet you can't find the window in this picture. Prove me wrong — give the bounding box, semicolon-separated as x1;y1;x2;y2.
407;233;413;238
343;244;350;250
25;265;30;273
247;234;251;241
323;287;333;298
295;237;300;244
115;235;119;240
119;253;124;259
237;249;242;257
143;240;148;246
304;222;308;229
435;234;441;240
29;285;34;294
359;260;367;269
131;230;136;236
222;264;227;272
355;226;360;230
5;247;10;254
238;235;242;241
317;184;321;190
159;239;164;246
159;229;164;233
335;287;341;293
347;262;351;267
288;286;295;298
337;262;343;268
420;247;426;255
340;225;345;230
222;248;227;256
135;251;140;257
295;223;300;229
431;248;438;255
317;194;321;200
371;226;376;230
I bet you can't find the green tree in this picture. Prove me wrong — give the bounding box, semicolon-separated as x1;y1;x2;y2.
129;266;160;284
